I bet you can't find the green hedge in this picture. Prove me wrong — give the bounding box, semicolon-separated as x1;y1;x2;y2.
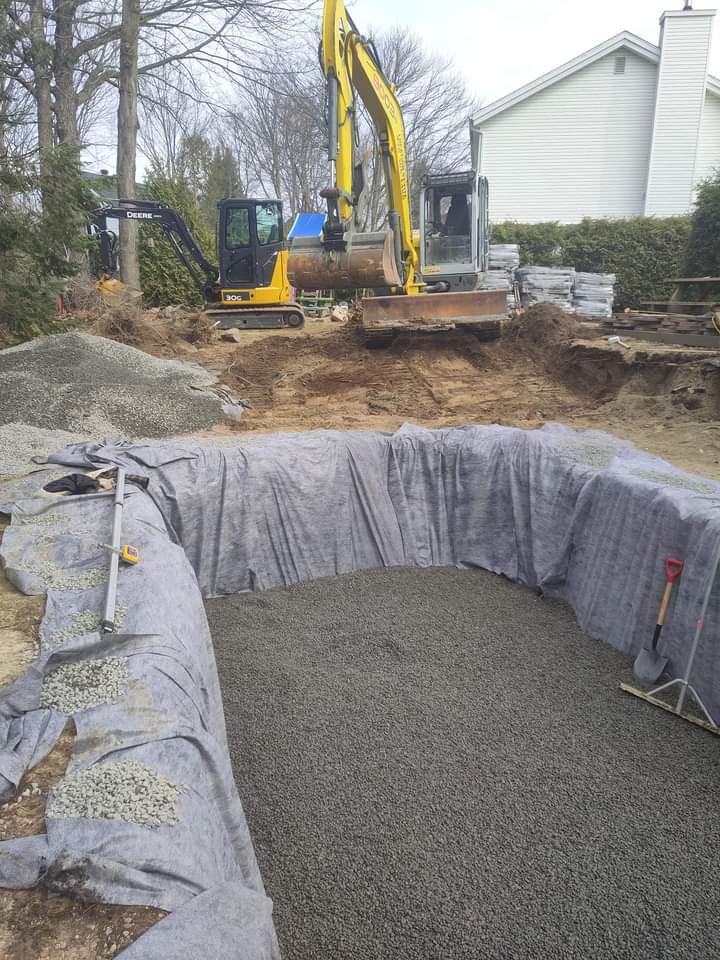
491;216;691;310
139;172;216;308
685;172;720;278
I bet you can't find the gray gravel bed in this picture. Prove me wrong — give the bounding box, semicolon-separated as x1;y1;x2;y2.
0;424;102;479
41;656;131;713
207;566;720;960
48;759;181;828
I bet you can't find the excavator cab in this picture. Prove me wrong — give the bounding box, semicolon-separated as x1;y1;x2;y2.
217;200;284;296
214;198;303;327
419;172;489;292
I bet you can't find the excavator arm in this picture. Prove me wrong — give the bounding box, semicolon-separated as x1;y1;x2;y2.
289;0;506;341
91;199;219;299
289;0;420;293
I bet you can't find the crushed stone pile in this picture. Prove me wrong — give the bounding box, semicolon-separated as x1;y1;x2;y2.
0;332;229;476
48;759;181;828
518;265;575;312
12;535;107;591
573;271;616;319
41;656;131;713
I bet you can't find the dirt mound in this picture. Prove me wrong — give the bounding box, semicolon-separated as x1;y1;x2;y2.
189;322;584;434
504;303;580;348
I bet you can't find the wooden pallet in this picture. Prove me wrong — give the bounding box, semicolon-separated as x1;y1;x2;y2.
604;329;720;348
601;307;720;346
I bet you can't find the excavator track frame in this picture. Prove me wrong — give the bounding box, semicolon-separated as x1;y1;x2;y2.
207;305;305;330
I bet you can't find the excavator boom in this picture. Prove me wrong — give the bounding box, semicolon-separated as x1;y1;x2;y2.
287;0;506;339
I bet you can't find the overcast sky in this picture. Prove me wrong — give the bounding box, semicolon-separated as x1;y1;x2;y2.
353;0;720;106
92;2;719;174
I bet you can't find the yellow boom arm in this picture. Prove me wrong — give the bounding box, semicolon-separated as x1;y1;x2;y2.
319;0;420;292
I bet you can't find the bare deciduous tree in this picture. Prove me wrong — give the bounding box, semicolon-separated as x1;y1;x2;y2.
356;28;481;230
231;64;328;216
138;69;211;177
226;25;480;229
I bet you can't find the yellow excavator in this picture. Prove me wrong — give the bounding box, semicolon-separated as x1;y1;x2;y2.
92;197;305;329
287;0;506;343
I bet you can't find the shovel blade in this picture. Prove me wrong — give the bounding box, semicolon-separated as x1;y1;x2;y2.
632;648;669;684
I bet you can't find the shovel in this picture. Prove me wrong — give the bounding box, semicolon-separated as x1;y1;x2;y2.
633;558;684;683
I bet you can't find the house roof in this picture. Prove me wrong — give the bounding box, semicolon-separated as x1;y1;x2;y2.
472;30;720;127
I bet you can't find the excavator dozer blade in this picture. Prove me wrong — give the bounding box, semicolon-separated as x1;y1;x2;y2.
362;289;508;340
288;230;402;290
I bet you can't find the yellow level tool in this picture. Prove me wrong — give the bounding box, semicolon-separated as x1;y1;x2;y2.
101;543;141;565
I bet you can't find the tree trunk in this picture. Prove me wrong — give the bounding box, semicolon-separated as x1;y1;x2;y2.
0;6;7;158
29;0;54;156
116;0;141;291
51;0;79;146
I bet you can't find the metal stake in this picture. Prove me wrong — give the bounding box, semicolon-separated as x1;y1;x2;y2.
100;467;126;633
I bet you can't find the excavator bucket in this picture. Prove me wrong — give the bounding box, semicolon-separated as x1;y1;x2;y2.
95;275;142;306
288;230;402;290
362;289;508;339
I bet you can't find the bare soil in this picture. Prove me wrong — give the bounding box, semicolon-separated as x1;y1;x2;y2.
0;517;43;688
0;888;165;960
175;309;720;479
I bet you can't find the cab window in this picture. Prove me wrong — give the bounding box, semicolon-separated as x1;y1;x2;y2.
225;207;250;248
255;203;282;245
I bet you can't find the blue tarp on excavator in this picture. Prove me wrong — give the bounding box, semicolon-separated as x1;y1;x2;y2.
287;212;326;240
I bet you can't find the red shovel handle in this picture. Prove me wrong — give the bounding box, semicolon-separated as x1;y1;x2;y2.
665;558;684;583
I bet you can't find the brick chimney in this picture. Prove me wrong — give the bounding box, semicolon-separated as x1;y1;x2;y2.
644;7;715;215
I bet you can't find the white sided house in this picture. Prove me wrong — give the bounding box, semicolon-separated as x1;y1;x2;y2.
472;6;720;223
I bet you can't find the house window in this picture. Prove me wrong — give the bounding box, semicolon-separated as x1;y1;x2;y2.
614;55;626;75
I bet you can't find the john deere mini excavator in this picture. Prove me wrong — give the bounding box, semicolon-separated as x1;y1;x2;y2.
92;197;305;329
287;0;505;342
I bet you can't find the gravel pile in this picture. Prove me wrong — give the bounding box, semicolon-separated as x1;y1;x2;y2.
0;333;227;475
554;439;622;470
41;603;128;650
13;510;72;529
0;424;99;478
208;566;720;960
630;467;718;495
14;537;107;591
41;656;131;713
48;759;181;828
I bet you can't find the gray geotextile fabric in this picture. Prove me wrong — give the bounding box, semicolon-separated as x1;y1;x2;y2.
0;486;278;958
1;422;720;958
43;423;720;711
